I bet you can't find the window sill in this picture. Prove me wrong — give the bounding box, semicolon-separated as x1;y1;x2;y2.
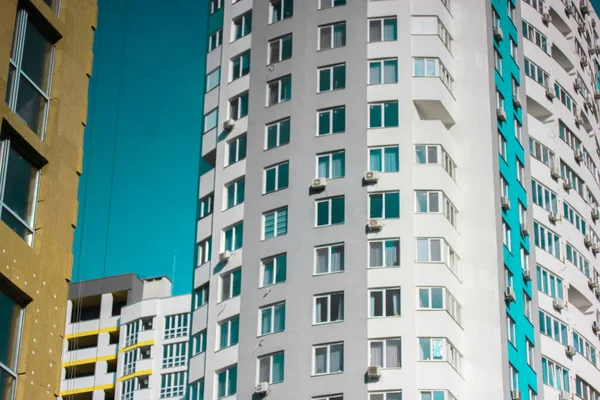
261;233;288;241
313;320;344;327
368;315;401;319
312;371;344;377
259;280;286;289
368;265;400;269
314;270;345;276
257;330;284;338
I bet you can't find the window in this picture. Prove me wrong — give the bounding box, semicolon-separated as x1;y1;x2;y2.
260;302;285;335
318;106;345;136
420;391;456;400
210;0;222;14
529;137;555;168
566;243;591;277
541;357;570;391
508;0;516;21
560;160;585;198
189;379;204;400
6;9;54;137
523;0;544;12
224;178;245;209
232;12;252;41
509;364;518;391
418;338;462;371
526;339;534;367
317;150;345;179
198;237;211;265
494;49;502;76
369;239;400;268
226;134;247;166
575;377;600;400
220;269;241;302
0;285;24;398
369;101;399;128
319;22;346;50
219;316;240;349
204;109;218;133
496;91;505;112
313;342;344;375
164;314;189;339
515;119;522;144
314;292;344;324
206;68;220;92
371;393;402;400
369;191;400;219
223;221;243;252
208;29;222;52
503;221;511;252
192;330;207;355
516;161;524;184
268;34;292;64
416;191;445;213
410;16;452;51
522;20;549;53
258;352;284;384
319;0;345;9
162;342;187;368
524;57;549;87
415;145;456;179
264;161;289;193
123;349;136;376
194;283;209;309
418;287;461;323
199;194;213;219
266;118;290;149
125;321;140;347
160;371;186;398
261;254;287;287
231;52;250;81
416;238;442;262
539;310;568;345
229;92;249;120
0;138;40;245
263;207;288;238
531;180;558;213
315;243;345;274
369;17;398;42
316;196;345;227
533;221;561;259
270;0;293;24
413;58;454;92
499;133;507;160
507;316;516;346
563;201;587;234
369;59;398;85
217;365;237;398
559;120;582;150
369;146;399;172
369;288;401;317
318;63;346;92
267;75;292;106
369;338;401;368
554;83;575;112
573;331;597;366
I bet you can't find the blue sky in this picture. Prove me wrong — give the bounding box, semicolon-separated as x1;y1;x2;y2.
72;0;208;295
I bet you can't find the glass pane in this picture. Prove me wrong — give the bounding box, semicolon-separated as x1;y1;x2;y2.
370;342;383;366
3;144;37;225
317;201;329;226
6;65;15;105
316;248;329;274
384;60;398;83
320;27;332;50
21;19;53;92
429;192;440;212
274;304;285;331
318;111;331;135
259;357;270;383
261;309;272;335
278;163;289;189
431;288;444;308
370;62;381;85
267;125;277;149
369;20;381;42
16;77;47;136
419;288;430;308
319;68;331;92
281;35;292;60
370;195;383;218
316;297;327;323
384;147;399;172
315;347;327;373
332;107;345;133
279;119;290;144
370;291;383;316
430;240;442;262
419;338;431;360
369;105;382;128
370;242;383;267
384;192;400;218
416;192;428;212
0;288;22;371
384;102;399;127
386;289;400;316
370;149;382;172
330;344;343;372
416;239;429;262
272;352;284;383
331;293;343;321
414;59;425;76
331;197;345;224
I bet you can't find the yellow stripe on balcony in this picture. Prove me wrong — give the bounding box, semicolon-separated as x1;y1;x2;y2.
118;340;155;353
65;326;118;339
116;369;153;382
62;354;117;367
60;384;114;396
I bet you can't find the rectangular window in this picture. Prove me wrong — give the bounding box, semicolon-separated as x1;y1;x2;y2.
531;179;558;213
164;314;189;339
194;283;209;309
507;316;516;346
204;108;218;133
522;20;549;53
524;292;532;320
499;133;507;160
229;92;249;120
369;288;401;317
369;146;399;172
494;49;502;76
369;17;398;42
315;243;345;274
369;338;401;368
533;221;561;259
539;310;569;345
369;239;400;268
371;393;403;400
232;12;252;41
231;52;250;81
369;59;398;85
206;67;220;92
419;391;456;400
317;150;345;179
264;161;289;193
198;237;211;265
418;287;461;323
261;253;287;287
316;196;345;227
226;134;247;166
368;101;399;128
515;119;522;144
260;302;286;335
270;0;293;24
217;365;237;398
319;0;346;9
318;63;346;92
199;194;213;219
267;75;292;106
413;58;454;92
210;0;222;14
503;221;511;252
162;342;188;368
192;330;207;355
317;106;345;136
258;351;285;384
415;145;456;179
189;379;204;400
6;9;54;137
529;137;555;168
223;221;243;252
369;191;400;219
263;207;288;238
418;338;462;371
526;339;534;368
220;268;241;302
208;29;222;51
560;160;585;198
219;315;240;349
0;285;24;397
268;34;293;64
573;331;597;366
313;342;344;375
122;349;136;376
319;22;346;50
224;178;245;209
415;191;444;213
554;83;575;112
559;120;582;150
517;160;524;184
566;243;591;277
524;57;549;87
411;15;452;51
541;357;570;391
266;118;291;149
563;201;587;234
314;292;344;324
160;371;187;398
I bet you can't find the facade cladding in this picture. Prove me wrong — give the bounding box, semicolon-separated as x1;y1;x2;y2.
187;0;600;400
0;0;97;400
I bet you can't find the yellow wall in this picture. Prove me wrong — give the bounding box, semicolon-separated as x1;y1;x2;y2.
0;0;97;398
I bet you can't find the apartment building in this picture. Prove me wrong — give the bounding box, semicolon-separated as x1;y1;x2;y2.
59;274;190;400
0;0;97;399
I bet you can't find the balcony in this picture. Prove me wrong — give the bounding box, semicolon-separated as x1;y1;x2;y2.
412;76;455;127
552;42;575;73
201;128;217;168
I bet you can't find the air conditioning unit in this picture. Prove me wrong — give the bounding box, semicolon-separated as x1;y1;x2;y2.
560;391;572;400
501;196;511;211
578;21;586;33
494;26;504;41
368;218;384;232
364;171;380;184
223;118;235;131
581;0;590;15
504;287;516;303
551;164;561;179
219;250;231;262
546;85;556;100
584;234;594;247
513;95;522;109
586;95;594;108
497;108;507;122
574;78;582;91
591;208;599;221
367;365;382;379
566;3;574;16
581;57;589;68
575;149;584;162
575;116;584;127
312;177;327;190
553;297;566;311
589;277;598;289
592;321;600;333
549;211;560;223
520;223;529;237
566;344;576;357
255;382;269;395
523;268;532;282
511;390;521;400
592;243;600;254
563;179;573;191
543;11;552;25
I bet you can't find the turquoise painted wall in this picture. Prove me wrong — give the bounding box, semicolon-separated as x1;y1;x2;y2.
72;0;210;295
